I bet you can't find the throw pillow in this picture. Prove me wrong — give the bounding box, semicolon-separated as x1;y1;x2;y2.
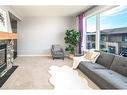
91;52;100;63
84;51;94;60
84;51;100;63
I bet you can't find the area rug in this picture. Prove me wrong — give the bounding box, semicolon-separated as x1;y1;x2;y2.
0;66;18;87
48;65;91;90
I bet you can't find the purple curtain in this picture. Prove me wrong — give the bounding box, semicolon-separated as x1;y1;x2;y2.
78;13;83;54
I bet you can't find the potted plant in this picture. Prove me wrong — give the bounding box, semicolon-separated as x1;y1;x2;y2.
64;29;80;59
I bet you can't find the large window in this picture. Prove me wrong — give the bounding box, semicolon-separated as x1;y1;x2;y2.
86;15;96;49
100;6;127;56
84;6;127;57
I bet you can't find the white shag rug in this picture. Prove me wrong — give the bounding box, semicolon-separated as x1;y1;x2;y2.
48;65;91;90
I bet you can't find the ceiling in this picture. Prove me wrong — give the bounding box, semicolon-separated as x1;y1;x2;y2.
11;6;91;17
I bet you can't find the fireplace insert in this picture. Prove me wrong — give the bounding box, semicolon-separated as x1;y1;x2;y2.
0;44;7;77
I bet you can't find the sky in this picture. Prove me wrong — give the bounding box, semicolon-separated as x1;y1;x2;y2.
87;6;127;32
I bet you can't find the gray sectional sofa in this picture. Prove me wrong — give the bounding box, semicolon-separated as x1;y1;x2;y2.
78;52;127;89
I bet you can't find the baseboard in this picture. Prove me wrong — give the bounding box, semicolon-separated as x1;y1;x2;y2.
17;54;51;57
17;54;68;58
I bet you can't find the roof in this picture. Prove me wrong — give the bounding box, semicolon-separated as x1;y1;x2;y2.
86;27;127;35
100;27;127;35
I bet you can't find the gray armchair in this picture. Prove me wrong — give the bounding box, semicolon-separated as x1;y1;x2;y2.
51;44;64;60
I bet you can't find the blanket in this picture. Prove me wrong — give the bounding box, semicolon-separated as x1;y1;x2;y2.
72;51;100;69
73;56;91;69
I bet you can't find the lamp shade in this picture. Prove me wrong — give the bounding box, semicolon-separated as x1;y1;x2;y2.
0;31;17;40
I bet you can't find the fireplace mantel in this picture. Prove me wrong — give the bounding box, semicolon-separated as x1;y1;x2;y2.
0;31;17;40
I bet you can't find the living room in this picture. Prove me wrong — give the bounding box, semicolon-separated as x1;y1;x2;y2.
0;0;127;95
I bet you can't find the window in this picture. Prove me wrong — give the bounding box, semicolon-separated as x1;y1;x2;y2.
86;15;96;49
100;6;127;55
83;6;127;56
122;34;127;42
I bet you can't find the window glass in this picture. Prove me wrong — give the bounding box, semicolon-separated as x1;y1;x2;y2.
86;16;96;49
100;6;127;56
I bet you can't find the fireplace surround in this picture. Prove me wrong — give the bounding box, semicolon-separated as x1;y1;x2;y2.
0;44;7;77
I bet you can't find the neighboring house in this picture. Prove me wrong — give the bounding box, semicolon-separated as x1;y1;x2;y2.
86;27;127;55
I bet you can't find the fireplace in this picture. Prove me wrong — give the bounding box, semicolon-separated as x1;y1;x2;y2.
0;44;7;77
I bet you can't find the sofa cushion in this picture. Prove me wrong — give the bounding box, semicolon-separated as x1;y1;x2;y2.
80;61;106;69
53;51;63;55
90;69;127;89
78;61;106;77
110;55;127;77
96;52;115;68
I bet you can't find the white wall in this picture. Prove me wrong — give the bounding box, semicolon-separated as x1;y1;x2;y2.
17;16;75;56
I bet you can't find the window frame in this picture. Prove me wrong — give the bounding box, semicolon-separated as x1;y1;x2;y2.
83;6;119;51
